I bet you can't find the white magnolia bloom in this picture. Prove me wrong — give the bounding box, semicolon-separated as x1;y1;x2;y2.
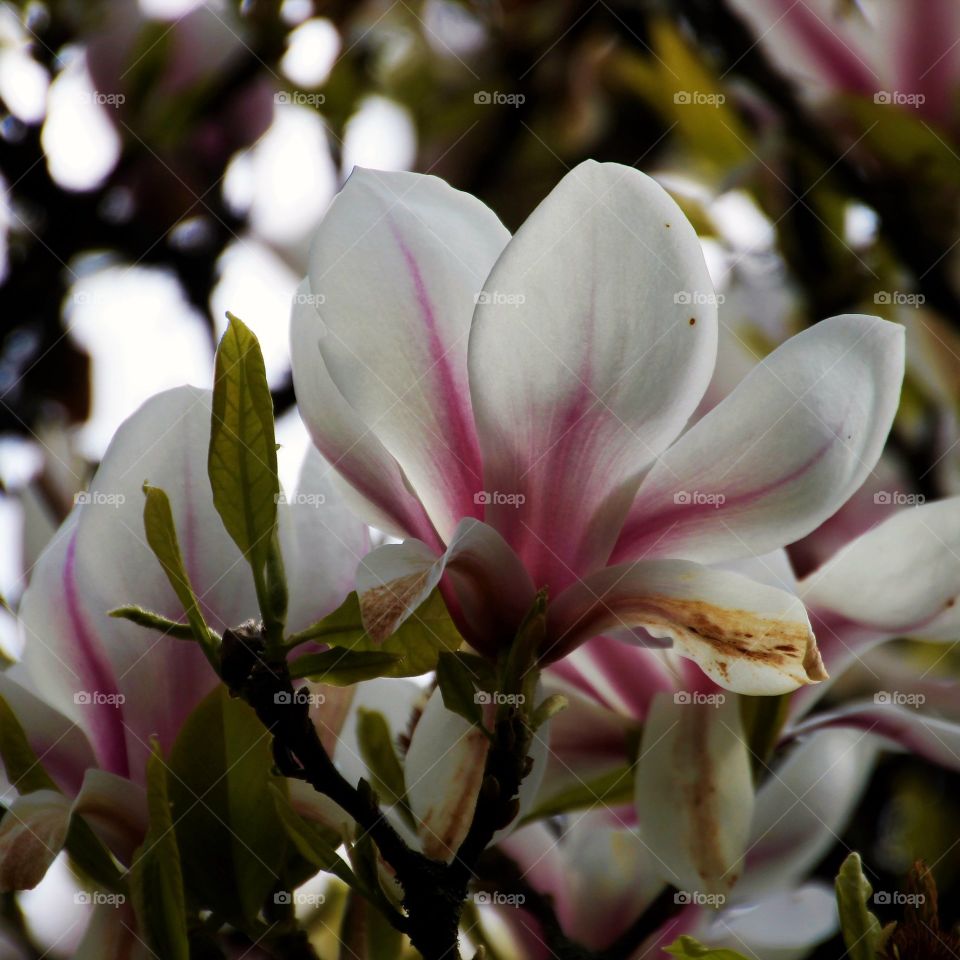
290;159;905;695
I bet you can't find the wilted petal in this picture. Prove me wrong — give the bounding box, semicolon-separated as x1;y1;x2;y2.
468;160;717;592
357;519;535;654
290;281;441;546
299;168;509;541
614;315;905;566
547;559;824;695
635;692;753;897
404;685;488;862
0;790;72;891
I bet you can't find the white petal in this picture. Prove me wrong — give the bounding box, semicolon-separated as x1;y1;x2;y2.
614;314;905;565
635;692;753;896
469;160;717;591
290;280;441;545
547;559;825;695
301;167;509;540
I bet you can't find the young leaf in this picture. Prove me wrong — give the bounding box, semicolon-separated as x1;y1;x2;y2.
167;687;289;926
836;852;885;960
208;314;286;632
109;605;197;641
435;652;483;728
356;710;408;811
288;590;462;678
142;483;217;666
289;649;402;685
664;936;751;959
130;743;190;960
521;764;636;823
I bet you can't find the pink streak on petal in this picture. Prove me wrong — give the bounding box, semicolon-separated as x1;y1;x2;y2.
388;216;483;523
64;532;129;778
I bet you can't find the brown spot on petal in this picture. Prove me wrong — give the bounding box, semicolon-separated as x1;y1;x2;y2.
689;317;696;325
360;571;431;643
640;595;826;684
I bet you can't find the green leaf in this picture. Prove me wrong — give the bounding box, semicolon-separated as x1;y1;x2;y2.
142;483;218;666
529;694;568;731
0;696;58;795
665;935;751;959
356;710;408;810
836;852;885;960
0;696;123;889
109;605;197;640
739;693;789;779
288;590;463;678
167;687;289;926
130;743;190;960
521;764;636;823
208;314;286;632
435;652;483;727
289;649;402;685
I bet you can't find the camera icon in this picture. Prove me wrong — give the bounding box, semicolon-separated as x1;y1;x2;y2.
874;91;891;104
74;491;91;505
673;91;691;104
474;691;492;705
673;491;691;505
273;692;292;705
874;691;891;705
674;891;692;904
873;291;892;305
874;891;891;904
74;891;92;905
474;491;492;505
275;91;291;105
74;691;92;705
473;892;491;905
673;291;692;304
274;891;293;905
474;91;492;105
673;691;692;705
473;291;492;305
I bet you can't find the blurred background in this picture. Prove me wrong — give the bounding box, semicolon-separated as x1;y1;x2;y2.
1;0;960;955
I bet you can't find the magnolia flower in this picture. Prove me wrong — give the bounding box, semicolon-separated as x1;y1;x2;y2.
728;0;960;130
2;386;367;955
291;160;904;695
